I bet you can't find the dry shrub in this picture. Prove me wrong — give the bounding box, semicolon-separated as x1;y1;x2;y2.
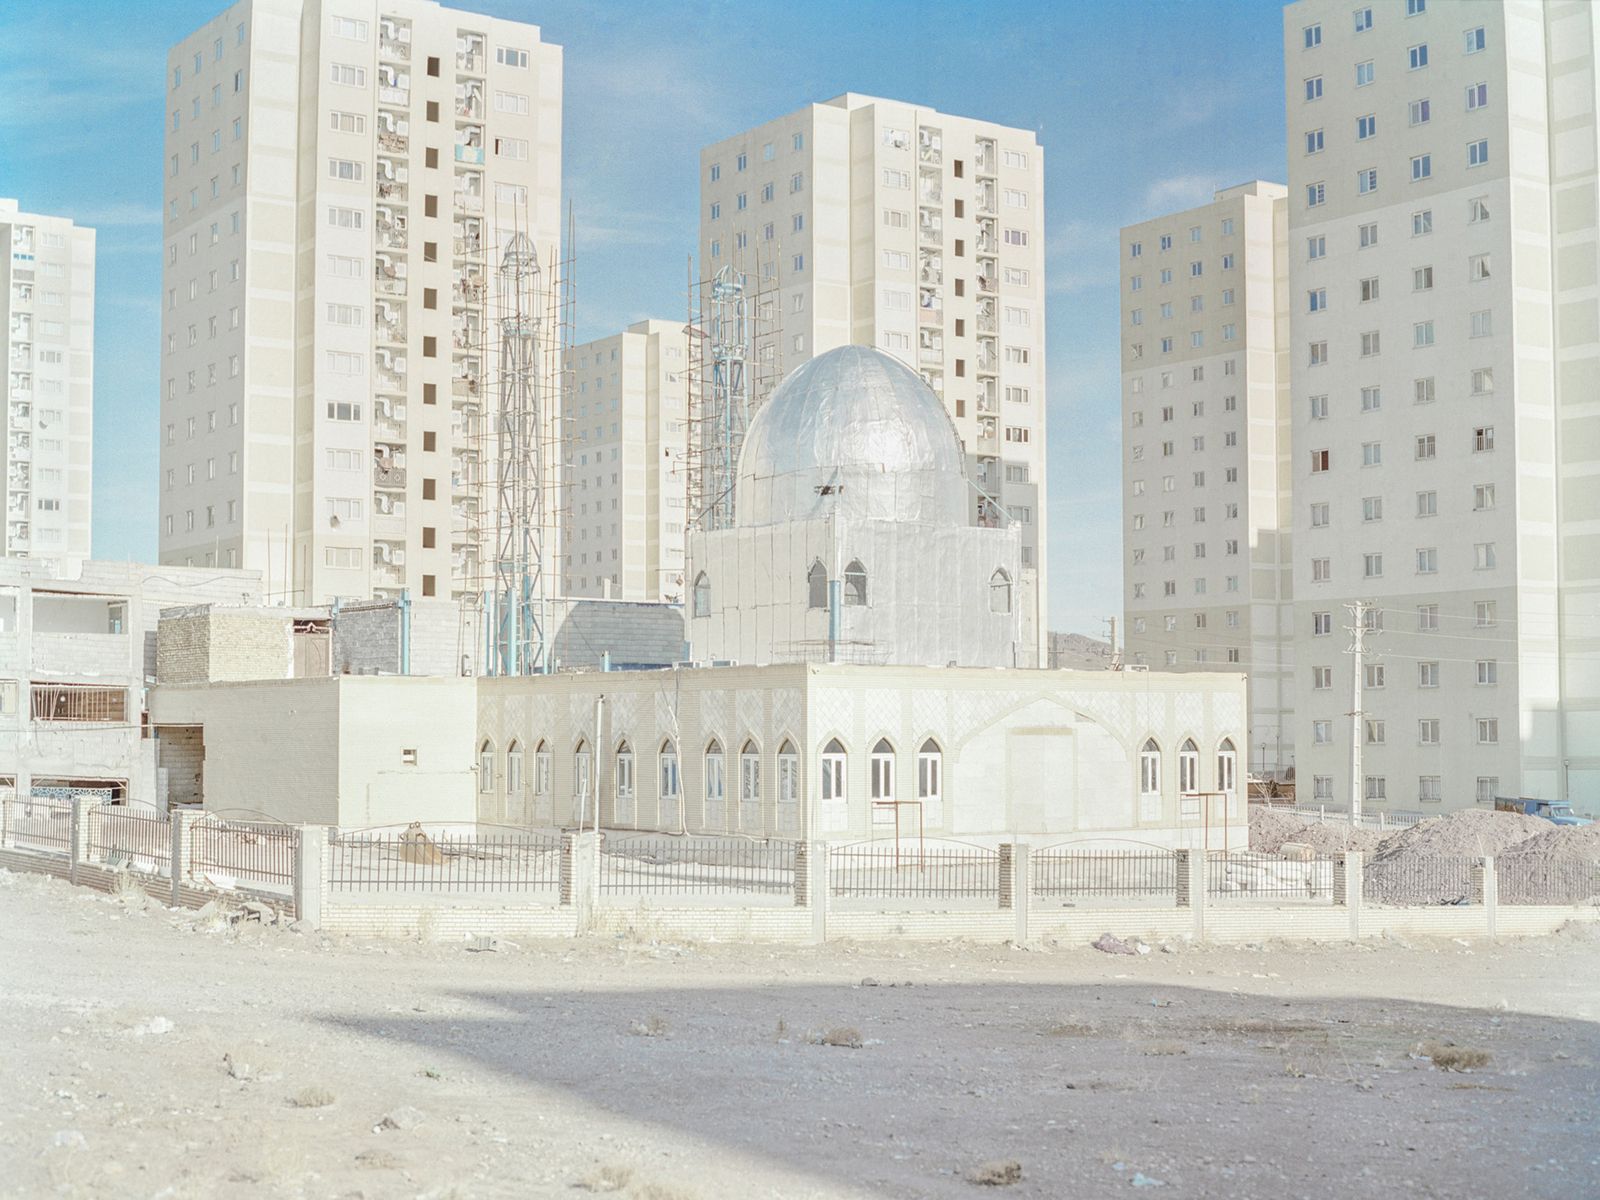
967;1160;1023;1187
1141;1041;1188;1057
819;1027;863;1049
1421;1042;1491;1071
1043;1021;1097;1037
289;1086;335;1109
628;1015;669;1038
575;1164;634;1193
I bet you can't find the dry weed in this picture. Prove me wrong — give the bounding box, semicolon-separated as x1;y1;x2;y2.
628;1015;669;1038
288;1086;335;1109
575;1164;634;1193
1420;1042;1491;1071
967;1159;1023;1186
1141;1041;1189;1057
818;1027;863;1049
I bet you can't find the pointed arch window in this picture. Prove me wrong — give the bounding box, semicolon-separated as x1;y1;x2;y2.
844;559;868;606
574;738;592;820
1216;738;1237;795
533;739;551;795
870;738;895;824
1179;738;1200;794
692;571;711;618
478;738;495;793
777;739;800;832
807;560;829;609
820;738;846;807
989;568;1012;614
659;738;680;827
917;738;942;808
1139;738;1161;796
615;739;636;823
739;739;762;830
704;738;726;830
505;739;524;795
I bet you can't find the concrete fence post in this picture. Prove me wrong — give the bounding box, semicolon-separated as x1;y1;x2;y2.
807;840;828;944
294;826;327;929
1343;851;1364;941
997;843;1015;910
1175;849;1191;908
169;808;199;906
69;795;97;885
567;830;598;935
0;788;13;849
1185;849;1207;942
1481;856;1497;939
1011;843;1030;945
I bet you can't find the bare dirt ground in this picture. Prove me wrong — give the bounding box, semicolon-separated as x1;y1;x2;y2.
1;869;1597;1200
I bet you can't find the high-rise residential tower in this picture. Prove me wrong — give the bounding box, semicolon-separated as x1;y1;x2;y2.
159;0;561;604
1120;182;1295;777
1284;0;1600;809
563;319;690;602
2;199;94;560
698;95;1047;663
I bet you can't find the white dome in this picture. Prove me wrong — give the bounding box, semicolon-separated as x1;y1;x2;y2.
735;345;968;527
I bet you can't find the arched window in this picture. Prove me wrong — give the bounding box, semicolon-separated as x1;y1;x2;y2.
917;737;942;807
739;739;762;830
692;571;711;618
574;738;592;822
505;739;524;795
989;568;1012;614
659;739;680;829
870;738;895;824
533;740;551;796
478;738;495;793
614;740;636;824
1179;738;1200;794
1139;738;1161;796
820;738;846;812
844;559;868;607
1216;738;1237;794
776;739;799;833
807;560;829;609
704;739;726;830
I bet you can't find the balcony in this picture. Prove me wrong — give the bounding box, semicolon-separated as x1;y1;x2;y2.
375;315;406;346
375;369;406;394
452;375;480;398
452;278;485;306
455;83;483;119
918;129;943;166
373;509;407;541
375;411;405;441
918;172;942;206
380;35;410;61
374;463;407;490
378;130;408;154
453;189;483;215
453;235;483;258
379;83;409;106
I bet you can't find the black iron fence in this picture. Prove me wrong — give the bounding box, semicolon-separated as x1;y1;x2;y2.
598;834;796;896
189;816;298;889
89;806;171;875
829;840;1000;900
1032;848;1178;901
329;826;561;892
1207;851;1340;903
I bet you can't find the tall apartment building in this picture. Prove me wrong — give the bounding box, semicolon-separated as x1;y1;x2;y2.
563;319;690;602
698;95;1048;663
159;0;561;605
1120;182;1295;776
1284;0;1600;810
2;199;94;560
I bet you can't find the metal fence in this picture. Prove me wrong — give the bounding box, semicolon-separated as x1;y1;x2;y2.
1032;848;1178;901
3;795;73;854
1496;856;1600;907
1207;851;1339;902
329;826;561;892
1289;805;1424;831
1362;854;1477;906
89;806;171;875
189;817;299;889
829;840;1000;900
598;835;797;896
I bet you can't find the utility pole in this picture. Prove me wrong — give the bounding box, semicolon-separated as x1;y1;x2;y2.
1103;616;1121;671
1344;599;1373;825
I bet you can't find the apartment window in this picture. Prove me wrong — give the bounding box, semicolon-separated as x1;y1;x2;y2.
1310;502;1329;528
1313;666;1333;690
495;46;529;68
1309;341;1328;366
1409;43;1428;69
1411;154;1431;181
1418;662;1439;688
1366;720;1386;745
1413;265;1433;291
1355;61;1374;87
1469;197;1490;223
1410;98;1430;125
1308;288;1327;313
1464;26;1485;53
1357;168;1378;195
1306;75;1323;101
1364;663;1386;689
1416;547;1437;573
1470;253;1491;282
1470;310;1494;339
327;158;363;182
1476;719;1499;745
1364;553;1383;578
329;63;365;87
1475;600;1497;626
1304;23;1322;48
1313;721;1332;745
326;206;363;230
1477;660;1499;686
1417;489;1437;516
1466;82;1488;111
1474;426;1495;452
1307;182;1326;207
1361;331;1380;357
1306;128;1325;154
494;137;529;160
325;400;362;421
1313;611;1332;636
1309;394;1328;420
1414;321;1435;347
1358;114;1376;140
1418;604;1439;632
1468;139;1489;167
1363;496;1384;521
1474;542;1497;570
1310;449;1330;473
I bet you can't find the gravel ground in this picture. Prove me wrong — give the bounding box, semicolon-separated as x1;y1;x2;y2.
2;868;1598;1200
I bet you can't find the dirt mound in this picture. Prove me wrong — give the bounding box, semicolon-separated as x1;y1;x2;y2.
1248;806;1383;855
1494;823;1600;905
1370;809;1547;862
1496;822;1600;862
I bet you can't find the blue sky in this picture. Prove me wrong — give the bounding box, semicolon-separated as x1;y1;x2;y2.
0;0;1287;635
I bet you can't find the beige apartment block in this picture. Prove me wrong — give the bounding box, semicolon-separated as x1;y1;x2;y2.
1284;0;1600;809
158;0;562;605
699;95;1048;663
563;319;690;602
2;200;94;561
1120;182;1294;777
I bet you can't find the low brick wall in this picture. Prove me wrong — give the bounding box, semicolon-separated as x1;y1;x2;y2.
321;896;578;940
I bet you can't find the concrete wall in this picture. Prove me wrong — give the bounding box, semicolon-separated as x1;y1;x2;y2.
333;677;476;826
157;606;295;684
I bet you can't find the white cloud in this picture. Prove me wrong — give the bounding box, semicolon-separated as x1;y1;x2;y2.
1140;174;1227;218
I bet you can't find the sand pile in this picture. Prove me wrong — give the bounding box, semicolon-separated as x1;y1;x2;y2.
1249;806;1383;855
1363;809;1569;905
1494;823;1600;905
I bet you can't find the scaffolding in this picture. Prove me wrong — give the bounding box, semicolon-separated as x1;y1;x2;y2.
464;203;574;676
685;252;782;534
